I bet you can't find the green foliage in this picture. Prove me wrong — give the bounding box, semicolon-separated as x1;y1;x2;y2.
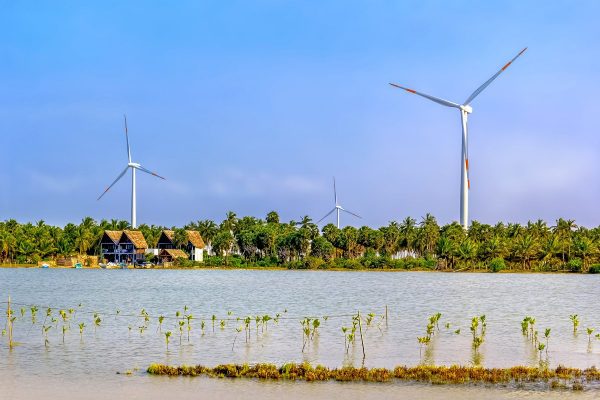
1;215;599;273
489;258;506;273
567;258;582;273
588;264;600;274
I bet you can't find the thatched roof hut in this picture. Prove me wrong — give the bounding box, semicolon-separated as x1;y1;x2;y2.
122;230;148;249
159;248;189;263
159;230;205;249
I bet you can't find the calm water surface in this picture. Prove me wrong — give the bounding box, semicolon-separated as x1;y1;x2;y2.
0;269;599;399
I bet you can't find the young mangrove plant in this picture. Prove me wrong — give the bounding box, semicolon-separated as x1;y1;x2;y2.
186;315;193;341
537;343;546;360
232;326;242;351
178;321;185;344
417;336;431;357
212;315;217;333
157;315;165;332
472;336;484;354
43;325;51;347
544;328;551;353
62;325;68;343
200;320;206;336
164;331;171;350
78;322;85;339
587;328;594;343
94;315;101;333
570;314;579;333
30;306;38;324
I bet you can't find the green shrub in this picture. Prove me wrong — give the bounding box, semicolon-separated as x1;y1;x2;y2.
588;264;600;274
489;258;506;273
567;258;582;273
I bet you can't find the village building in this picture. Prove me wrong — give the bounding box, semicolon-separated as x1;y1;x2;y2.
158;248;189;264
100;230;148;264
156;230;205;262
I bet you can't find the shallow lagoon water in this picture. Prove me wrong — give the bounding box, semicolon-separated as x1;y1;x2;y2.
1;269;599;398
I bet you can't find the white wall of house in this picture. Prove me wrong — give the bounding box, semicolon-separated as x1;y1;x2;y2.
193;247;203;262
145;248;159;256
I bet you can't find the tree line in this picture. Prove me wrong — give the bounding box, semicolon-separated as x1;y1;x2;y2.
0;213;599;272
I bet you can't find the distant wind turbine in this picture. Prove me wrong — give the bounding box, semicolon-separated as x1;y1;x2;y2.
390;47;527;230
97;115;166;229
317;178;361;228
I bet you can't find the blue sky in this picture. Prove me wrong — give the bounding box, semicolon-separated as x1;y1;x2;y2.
1;1;599;228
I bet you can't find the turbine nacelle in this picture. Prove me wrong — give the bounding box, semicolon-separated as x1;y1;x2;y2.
128;162;141;168
460;105;473;114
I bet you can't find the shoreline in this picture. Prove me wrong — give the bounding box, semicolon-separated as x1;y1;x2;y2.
0;264;592;274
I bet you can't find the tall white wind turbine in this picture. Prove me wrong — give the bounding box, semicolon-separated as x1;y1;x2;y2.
97;115;166;228
390;47;527;229
317;178;361;228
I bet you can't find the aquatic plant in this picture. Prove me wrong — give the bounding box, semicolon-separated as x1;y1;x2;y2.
94;316;101;332
200;320;206;335
78;322;85;339
178;321;185;344
157;315;165;332
472;336;484;353
62;325;68;343
537;343;546;360
30;306;38;324
417;336;430;357
454;329;461;335
164;331;171;350
587;328;594;343
570;314;579;333
187;315;193;341
42;325;51;347
212;315;216;333
232;326;242;351
544;328;551;353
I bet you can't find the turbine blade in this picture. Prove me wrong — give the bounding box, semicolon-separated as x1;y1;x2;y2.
316;208;336;224
333;177;337;206
464;47;527;105
341;208;362;219
389;83;460;108
135;165;166;180
124;114;131;163
97;166;129;200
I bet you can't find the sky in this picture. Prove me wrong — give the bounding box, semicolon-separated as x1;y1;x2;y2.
1;0;599;228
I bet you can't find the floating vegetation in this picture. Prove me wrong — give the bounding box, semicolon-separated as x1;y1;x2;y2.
146;362;600;390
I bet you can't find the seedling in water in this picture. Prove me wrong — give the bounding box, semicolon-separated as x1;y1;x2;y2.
187;315;193;341
178;321;185;344
157;315;165;332
232;326;242;351
537;343;546;359
417;336;430;357
164;331;171;350
79;323;85;339
212;315;216;333
570;315;579;333
454;329;461;335
587;328;594;343
472;336;484;353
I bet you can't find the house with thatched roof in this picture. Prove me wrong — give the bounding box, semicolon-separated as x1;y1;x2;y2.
100;230;148;264
157;230;205;262
158;248;189;264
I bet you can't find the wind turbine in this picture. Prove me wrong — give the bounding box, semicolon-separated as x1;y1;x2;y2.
390;48;527;230
97;115;166;229
317;178;361;228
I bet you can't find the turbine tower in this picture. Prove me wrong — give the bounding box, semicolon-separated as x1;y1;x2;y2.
97;115;166;228
317;178;361;228
390;47;527;229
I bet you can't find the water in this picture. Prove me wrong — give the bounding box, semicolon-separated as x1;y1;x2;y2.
1;268;599;399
